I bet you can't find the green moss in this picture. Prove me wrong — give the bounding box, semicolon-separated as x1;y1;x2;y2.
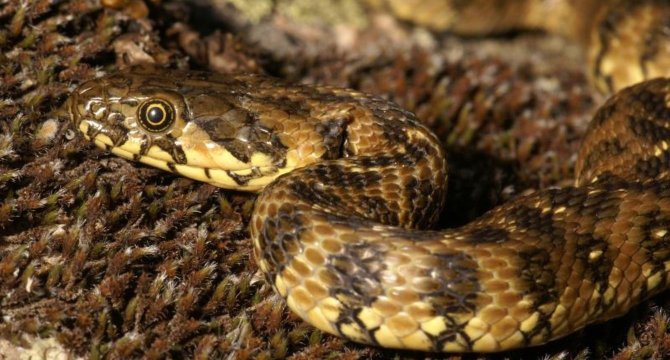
276;0;368;28
226;0;274;23
226;0;368;28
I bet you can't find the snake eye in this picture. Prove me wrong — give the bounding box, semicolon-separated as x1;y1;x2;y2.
138;99;175;132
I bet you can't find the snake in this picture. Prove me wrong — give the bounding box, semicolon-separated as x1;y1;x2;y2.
62;0;670;353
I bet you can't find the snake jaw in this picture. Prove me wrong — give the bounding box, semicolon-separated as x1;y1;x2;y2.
66;71;313;192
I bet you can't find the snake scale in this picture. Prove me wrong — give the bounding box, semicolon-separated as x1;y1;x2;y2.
63;0;670;353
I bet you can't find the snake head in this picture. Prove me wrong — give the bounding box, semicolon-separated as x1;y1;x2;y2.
64;68;325;191
65;70;191;158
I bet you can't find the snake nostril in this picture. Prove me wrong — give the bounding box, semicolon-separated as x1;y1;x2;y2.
108;112;126;126
89;101;108;120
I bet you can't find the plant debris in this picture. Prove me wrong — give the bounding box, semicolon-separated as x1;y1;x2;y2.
1;1;668;359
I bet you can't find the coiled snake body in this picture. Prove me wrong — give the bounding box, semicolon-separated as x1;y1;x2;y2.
65;1;670;353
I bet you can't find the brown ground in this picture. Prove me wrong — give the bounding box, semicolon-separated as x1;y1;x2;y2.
0;0;669;359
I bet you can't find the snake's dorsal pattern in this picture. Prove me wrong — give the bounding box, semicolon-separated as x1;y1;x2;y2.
66;67;670;352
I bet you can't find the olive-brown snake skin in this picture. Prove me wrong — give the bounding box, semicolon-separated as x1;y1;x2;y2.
63;1;670;353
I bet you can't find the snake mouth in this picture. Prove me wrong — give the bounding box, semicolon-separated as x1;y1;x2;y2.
79;119;292;192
